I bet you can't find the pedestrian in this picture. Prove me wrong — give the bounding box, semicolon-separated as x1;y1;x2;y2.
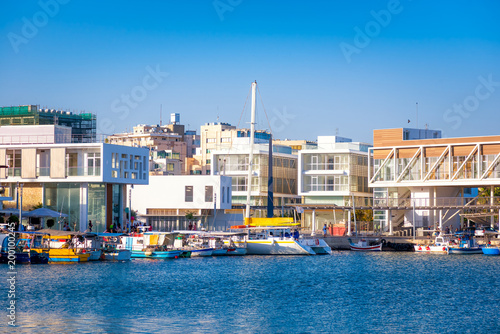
323;224;327;237
88;220;93;232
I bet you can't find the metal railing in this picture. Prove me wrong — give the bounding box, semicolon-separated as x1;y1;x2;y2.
345;196;500;208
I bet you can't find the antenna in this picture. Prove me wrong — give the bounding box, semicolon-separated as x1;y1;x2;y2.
160;104;162;126
335;128;339;136
416;102;419;129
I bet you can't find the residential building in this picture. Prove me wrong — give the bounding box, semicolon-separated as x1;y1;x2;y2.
369;127;499;235
298;136;372;231
199;122;270;175
0;105;96;143
0;125;148;232
130;175;238;231
273;139;317;154
211;137;299;215
107;114;199;175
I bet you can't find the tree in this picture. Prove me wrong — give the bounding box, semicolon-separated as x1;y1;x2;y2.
46;219;55;229
32;202;43;210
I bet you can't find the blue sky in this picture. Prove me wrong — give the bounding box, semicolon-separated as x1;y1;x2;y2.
1;0;499;143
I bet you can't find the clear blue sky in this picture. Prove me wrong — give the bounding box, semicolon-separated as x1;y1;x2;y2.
1;0;499;143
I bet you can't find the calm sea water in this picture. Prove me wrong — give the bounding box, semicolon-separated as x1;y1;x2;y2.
2;252;500;333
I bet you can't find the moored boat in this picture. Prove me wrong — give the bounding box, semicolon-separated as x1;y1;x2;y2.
31;229;91;263
414;234;454;253
98;233;131;261
447;228;483;255
348;238;382;251
123;232;182;259
482;246;500;255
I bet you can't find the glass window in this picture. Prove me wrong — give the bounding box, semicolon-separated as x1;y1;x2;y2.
185;186;193;202
227;186;230;203
205;186;213;202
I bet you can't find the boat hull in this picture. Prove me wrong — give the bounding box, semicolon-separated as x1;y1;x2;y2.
235;240;315;255
88;250;102;261
132;250;181;259
102;250;132;261
226;247;247;256
482;247;500;255
447;247;483;254
414;245;448;253
32;248;90;262
350;244;383;251
212;249;228;256
190;248;213;257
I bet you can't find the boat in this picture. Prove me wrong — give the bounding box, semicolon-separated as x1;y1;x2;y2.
98;233;132;261
482;245;500;255
348;238;382;251
207;232;247;256
230;226;332;255
122;232;183;259
30;229;91;263
414;234;454;253
447;228;483;255
0;232;49;264
172;231;214;257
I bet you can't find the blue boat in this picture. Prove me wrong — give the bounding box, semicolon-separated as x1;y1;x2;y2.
131;248;182;259
482;246;500;255
447;228;483;255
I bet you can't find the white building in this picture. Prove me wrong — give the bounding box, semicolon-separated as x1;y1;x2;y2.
0;125;149;232
130;175;239;231
298;136;372;230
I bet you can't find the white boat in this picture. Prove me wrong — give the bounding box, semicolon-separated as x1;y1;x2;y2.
231;226;332;255
173;231;214;257
348;238;382;251
207;232;248;256
414;234;453;253
102;249;132;261
122;231;182;259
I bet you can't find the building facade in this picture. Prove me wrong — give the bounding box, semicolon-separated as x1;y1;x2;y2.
130;175;237;231
369;128;498;235
298;136;372;231
0;125;148;232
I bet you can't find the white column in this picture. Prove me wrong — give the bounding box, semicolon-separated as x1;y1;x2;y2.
312;209;316;235
439;209;443;231
491;186;494;228
388;210;393;236
79;183;88;232
347;210;352;236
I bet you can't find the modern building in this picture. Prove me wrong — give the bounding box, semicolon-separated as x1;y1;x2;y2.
0;105;96;143
273;139;317;154
199;122;271;175
211;137;299;215
0;125;148;232
297;136;372;231
130;175;237;231
369;127;499;235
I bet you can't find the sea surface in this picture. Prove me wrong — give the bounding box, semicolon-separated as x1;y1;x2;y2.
1;252;500;333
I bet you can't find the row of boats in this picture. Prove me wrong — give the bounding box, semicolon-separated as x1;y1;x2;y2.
414;228;500;255
0;226;333;264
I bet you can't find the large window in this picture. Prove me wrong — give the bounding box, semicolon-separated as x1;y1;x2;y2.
205;186;213;202
185;186;193;202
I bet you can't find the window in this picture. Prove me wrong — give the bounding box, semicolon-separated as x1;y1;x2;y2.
206;159;211;165
206;170;211;175
227;186;230;203
206;149;211;154
185;186;193;202
222;186;225;203
205;186;213;202
206;138;216;143
221;137;231;143
167;163;174;171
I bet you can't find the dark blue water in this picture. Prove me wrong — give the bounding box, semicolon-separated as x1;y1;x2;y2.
2;253;500;333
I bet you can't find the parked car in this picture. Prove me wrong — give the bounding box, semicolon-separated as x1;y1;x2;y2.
475;227;498;237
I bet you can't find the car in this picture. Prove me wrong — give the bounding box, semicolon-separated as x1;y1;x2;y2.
475;227;498;237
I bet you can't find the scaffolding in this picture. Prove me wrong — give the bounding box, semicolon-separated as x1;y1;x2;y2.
0;105;96;143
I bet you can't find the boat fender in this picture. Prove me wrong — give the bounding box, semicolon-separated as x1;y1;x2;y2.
442;247;446;252
315;239;319;246
418;246;422;251
426;246;430;251
380;239;386;245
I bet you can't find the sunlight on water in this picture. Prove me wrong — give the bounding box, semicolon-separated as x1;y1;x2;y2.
1;253;500;333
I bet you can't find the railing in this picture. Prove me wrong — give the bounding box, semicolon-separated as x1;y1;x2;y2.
305;185;349;192
7;168;21;177
344;196;500;208
66;167;101;177
305;163;348;171
0;134;108;145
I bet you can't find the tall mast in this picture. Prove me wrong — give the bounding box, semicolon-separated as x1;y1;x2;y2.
245;81;257;220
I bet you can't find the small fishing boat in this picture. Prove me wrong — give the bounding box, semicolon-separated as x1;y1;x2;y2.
98;233;131;261
414;234;454;253
123;232;182;259
31;229;91;263
173;231;214;257
0;232;49;264
447;228;483;255
208;232;247;256
348;238;382;251
482;246;500;255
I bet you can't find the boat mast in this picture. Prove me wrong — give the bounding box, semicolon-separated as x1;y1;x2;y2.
245;81;257;221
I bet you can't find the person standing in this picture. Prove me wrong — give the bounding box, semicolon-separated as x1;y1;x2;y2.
323;224;327;237
88;220;93;232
